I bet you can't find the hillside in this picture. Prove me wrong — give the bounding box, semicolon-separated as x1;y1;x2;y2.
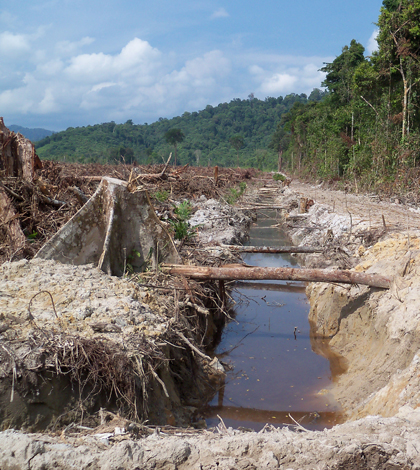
34;92;320;170
9;125;53;142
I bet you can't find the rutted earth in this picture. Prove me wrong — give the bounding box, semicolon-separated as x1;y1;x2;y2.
2;179;420;469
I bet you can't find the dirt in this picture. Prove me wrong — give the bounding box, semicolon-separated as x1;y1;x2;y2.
270;181;419;412
1;415;419;469
290;180;420;232
3;167;420;468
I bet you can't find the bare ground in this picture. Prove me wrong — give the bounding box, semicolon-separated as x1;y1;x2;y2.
2;171;420;468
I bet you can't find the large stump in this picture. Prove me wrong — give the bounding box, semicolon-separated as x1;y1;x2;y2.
0;117;42;181
0;117;42;260
36;177;180;275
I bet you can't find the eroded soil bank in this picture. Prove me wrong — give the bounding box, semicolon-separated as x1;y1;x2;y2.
277;182;420;424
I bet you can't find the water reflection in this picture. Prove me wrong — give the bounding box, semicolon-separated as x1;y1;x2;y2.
202;215;346;431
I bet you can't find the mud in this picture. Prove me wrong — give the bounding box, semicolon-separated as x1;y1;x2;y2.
0;416;419;469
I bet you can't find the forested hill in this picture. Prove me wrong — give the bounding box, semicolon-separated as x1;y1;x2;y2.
35;92;323;170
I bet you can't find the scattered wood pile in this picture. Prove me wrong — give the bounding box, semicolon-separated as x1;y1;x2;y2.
0;118;257;265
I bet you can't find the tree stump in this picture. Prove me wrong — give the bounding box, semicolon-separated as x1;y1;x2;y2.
0;117;42;181
0;118;42;260
36;177;180;276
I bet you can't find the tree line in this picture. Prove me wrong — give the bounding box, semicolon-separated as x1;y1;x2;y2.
35;93;320;170
272;0;420;193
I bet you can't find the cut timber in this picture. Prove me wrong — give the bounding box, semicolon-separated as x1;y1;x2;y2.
163;264;392;289
36;177;180;276
221;244;323;254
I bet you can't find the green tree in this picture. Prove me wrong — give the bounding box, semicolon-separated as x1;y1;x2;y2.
230;135;245;166
375;0;420;138
321;39;366;105
269;124;290;171
164;128;185;165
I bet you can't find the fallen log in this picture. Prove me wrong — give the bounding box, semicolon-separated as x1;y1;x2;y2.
238;203;288;209
162;264;392;289
221;244;323;254
237;205;288;211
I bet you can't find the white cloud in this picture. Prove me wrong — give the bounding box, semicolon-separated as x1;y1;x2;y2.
0;33;329;129
89;82;117;93
367;29;379;55
259;73;298;94
55;37;95;57
0;31;31;57
38;88;59;113
64;38;162;84
248;55;328;96
36;59;64;76
211;7;229;19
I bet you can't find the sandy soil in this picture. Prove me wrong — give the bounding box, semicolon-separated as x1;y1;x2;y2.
291;180;420;232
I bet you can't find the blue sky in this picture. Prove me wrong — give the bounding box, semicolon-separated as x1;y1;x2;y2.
1;0;383;131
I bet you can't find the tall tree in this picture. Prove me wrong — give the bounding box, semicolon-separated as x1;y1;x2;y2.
321;40;366;106
269;124;290;171
230;135;244;166
164;128;185;165
375;0;420;138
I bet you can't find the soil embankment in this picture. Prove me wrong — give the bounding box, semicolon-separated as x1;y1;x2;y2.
280;181;420;423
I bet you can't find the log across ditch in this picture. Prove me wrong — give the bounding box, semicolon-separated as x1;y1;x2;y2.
163;264;392;289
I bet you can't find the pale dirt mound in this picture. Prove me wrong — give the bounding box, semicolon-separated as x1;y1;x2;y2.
0;416;419;469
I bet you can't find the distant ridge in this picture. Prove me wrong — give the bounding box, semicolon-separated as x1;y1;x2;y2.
9;125;54;142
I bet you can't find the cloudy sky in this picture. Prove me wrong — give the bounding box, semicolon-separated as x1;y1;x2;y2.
1;0;382;131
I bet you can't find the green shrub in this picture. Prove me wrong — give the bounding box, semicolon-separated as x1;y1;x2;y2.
170;200;196;241
226;182;247;204
152;190;170;202
273;173;286;181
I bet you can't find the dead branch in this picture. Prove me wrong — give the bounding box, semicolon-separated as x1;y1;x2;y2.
70;186;89;204
28;290;59;320
176;331;212;361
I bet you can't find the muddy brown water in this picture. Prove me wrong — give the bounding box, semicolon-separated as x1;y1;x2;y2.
201;214;345;431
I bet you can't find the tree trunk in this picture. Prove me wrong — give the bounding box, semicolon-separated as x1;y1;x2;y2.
163;264;392;289
221;244;323;254
278;150;282;172
0;117;42;181
36;178;181;276
0;186;26;255
0;118;42;259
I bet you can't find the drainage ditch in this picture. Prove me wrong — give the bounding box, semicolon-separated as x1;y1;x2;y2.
201;211;346;430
